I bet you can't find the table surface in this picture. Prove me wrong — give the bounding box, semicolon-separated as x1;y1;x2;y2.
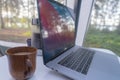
0;56;71;80
0;48;120;80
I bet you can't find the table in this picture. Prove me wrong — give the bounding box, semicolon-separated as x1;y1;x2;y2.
0;56;71;80
0;49;120;80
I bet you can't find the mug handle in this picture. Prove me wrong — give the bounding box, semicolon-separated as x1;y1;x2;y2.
24;58;33;77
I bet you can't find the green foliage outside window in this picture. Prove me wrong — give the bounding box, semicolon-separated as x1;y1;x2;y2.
83;0;120;56
84;25;120;56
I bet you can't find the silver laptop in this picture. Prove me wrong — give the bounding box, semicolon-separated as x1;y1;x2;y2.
37;0;120;80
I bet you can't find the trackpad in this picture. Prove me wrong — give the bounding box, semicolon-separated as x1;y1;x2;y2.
87;52;120;80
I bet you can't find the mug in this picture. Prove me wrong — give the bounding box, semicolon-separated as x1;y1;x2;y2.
6;46;37;80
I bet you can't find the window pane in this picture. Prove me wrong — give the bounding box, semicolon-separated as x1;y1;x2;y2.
54;0;67;5
83;0;120;56
0;0;37;43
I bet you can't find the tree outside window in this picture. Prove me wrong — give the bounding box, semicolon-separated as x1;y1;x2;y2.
0;0;37;43
83;0;120;56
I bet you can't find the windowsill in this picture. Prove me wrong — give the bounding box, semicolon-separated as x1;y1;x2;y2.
0;40;27;56
0;40;43;56
0;40;27;47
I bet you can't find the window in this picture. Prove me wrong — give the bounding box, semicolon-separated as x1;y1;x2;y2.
54;0;67;5
54;0;77;19
83;0;120;56
0;0;37;43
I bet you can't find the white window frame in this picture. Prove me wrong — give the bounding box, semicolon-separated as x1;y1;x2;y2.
66;0;75;10
75;0;95;46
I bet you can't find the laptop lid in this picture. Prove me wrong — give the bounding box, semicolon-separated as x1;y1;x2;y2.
37;0;76;64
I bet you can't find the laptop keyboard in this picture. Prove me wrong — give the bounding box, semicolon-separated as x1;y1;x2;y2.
58;48;95;75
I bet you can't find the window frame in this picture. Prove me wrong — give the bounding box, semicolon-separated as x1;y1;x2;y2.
75;0;95;46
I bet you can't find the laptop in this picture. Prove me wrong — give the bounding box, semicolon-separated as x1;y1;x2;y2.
37;0;120;80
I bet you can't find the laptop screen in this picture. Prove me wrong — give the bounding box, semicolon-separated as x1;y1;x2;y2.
37;0;75;64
